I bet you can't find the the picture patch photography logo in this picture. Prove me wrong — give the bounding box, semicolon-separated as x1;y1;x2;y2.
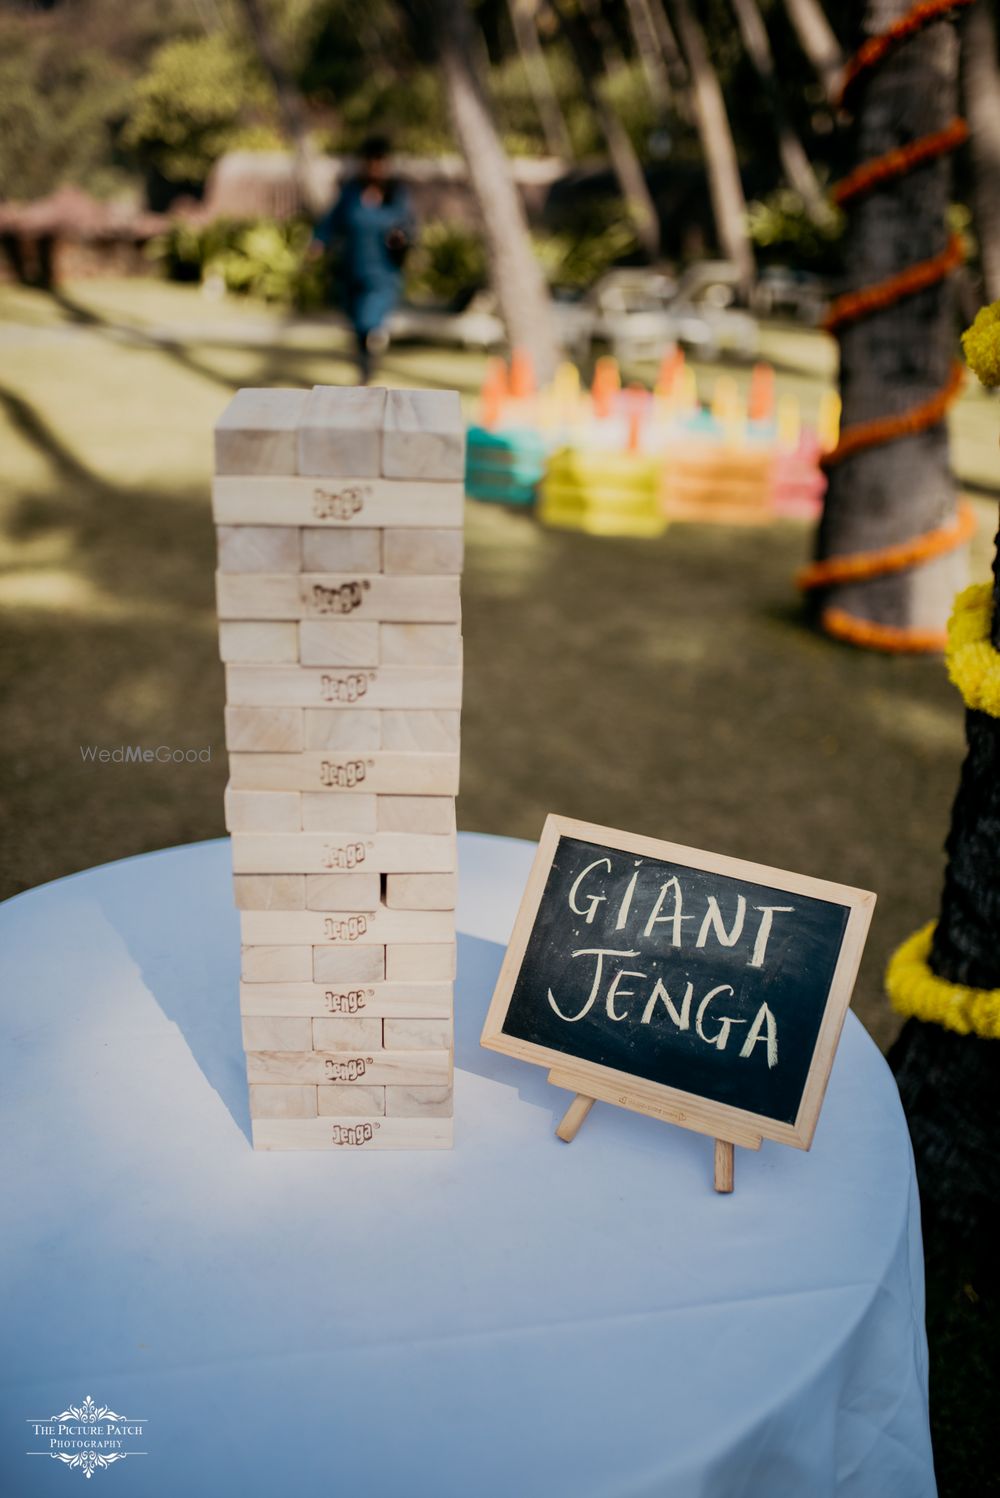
26;1395;148;1478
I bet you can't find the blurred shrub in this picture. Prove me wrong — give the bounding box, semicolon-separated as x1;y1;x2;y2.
0;26;129;200
149;217;326;307
404;222;488;305
121;34;278;184
747;188;844;270
535;215;639;291
209;220;326;306
151;211;637;309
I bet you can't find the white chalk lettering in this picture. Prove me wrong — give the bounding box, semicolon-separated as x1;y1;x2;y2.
750;907;795;968
739;1003;779;1066
547;948;640;1021
568;859;612;925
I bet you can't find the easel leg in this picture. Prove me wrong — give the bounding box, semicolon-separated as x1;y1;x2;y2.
714;1139;734;1193
556;1094;595;1142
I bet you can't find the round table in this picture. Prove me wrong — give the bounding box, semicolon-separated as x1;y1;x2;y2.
1;834;935;1498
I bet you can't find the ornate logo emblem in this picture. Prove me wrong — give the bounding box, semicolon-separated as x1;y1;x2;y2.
26;1396;148;1478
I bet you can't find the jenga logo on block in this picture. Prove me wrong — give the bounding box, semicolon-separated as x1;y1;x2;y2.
320;672;372;703
324;914;369;942
325;1056;373;1082
320;758;368;789
324;988;371;1014
322;841;368;870
312;484;369;521
330;1122;378;1146
311;580;369;614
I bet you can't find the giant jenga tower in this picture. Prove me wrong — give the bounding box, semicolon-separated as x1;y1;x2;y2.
213;386;464;1150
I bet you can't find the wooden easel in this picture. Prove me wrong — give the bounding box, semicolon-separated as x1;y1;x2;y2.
549;1069;757;1193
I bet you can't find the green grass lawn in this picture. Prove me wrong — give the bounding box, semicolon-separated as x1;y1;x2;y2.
1;275;997;1494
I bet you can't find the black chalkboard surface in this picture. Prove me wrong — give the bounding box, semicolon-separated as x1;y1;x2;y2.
481;816;876;1156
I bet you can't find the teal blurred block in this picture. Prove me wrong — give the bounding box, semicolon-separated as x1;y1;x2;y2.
465;425;547;507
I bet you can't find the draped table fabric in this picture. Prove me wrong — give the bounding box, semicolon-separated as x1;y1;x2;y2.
1;834;935;1497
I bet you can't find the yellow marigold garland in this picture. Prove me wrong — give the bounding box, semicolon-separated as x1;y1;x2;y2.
944;581;1000;716
886;921;1000;1037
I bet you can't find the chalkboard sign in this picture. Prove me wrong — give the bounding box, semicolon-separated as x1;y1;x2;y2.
481;816;875;1163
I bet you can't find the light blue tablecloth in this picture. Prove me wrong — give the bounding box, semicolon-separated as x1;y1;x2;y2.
0;834;934;1497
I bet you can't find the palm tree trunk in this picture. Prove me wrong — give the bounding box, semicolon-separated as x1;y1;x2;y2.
781;0;845;105
551;0;662;260
729;0;829;221
671;0;755;290
962;0;1000;304
236;0;324;215
622;0;674;114
432;0;559;381
506;0;574;159
815;1;964;638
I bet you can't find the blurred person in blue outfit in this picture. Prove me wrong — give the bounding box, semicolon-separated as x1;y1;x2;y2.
312;135;414;384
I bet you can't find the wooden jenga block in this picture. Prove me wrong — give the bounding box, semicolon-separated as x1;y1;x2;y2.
232;831;456;875
240;980;453;1018
305;872;381;908
313;945;385;982
215;388;307;475
298;621;380;667
316;1085;386;1116
249;1084;318;1119
252;1116;452;1149
242;945;314;982
312;1016;383;1050
377;797;457;835
246;1050;450;1086
226;666;462;711
229;751;459;796
385;1085;453;1117
300;795;377;834
233;874;306;910
383;529;464;575
382;389;464;480
241;908;454;947
304;710;381;751
213;476;464;529
385;944;457;981
217;525;300;573
225;707;304;753
217;572;461;623
225;786;301;833
218;621;299;663
298;385;386;476
380;710;461;750
380;624;462;667
242;1016;313;1051
384;872;458;909
384;1017;453;1049
302;528;381;573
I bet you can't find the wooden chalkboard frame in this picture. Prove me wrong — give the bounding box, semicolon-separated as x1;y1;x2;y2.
481;814;876;1158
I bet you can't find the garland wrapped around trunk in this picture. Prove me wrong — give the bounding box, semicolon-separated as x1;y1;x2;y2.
887;303;1000;1233
799;0;974;653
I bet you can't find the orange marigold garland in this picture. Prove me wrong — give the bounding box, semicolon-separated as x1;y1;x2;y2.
824;236;965;333
821;609;950;653
832;120;969;207
820;359;965;467
808;0;973;652
797;496;976;591
837;0;976;105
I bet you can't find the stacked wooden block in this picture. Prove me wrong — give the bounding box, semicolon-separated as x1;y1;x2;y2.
213;385;464;1150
